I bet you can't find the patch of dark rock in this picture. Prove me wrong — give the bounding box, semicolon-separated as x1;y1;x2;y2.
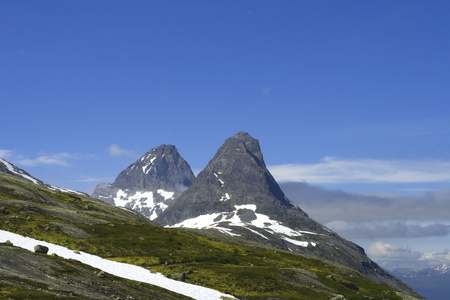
34;245;49;254
236;208;257;222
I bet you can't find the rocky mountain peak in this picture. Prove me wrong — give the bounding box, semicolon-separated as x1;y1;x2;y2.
114;144;194;193
155;132;312;229
208;131;265;171
92;145;195;220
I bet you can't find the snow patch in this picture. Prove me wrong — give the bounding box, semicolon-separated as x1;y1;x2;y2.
282;236;309;248
243;227;269;240
214;227;241;237
157;189;175;200
213;173;224;186
234;204;257;211
113;190;170;220
0;230;236;300
142;157;157;174
219;193;231;202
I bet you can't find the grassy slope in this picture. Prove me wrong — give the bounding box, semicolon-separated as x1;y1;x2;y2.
0;243;192;300
0;173;417;300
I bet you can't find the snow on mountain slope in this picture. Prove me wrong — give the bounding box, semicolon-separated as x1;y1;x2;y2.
168;203;318;248
0;229;236;300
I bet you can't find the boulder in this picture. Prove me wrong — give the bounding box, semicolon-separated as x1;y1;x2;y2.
34;245;49;254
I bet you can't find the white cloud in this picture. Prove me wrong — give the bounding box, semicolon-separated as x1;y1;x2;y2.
367;241;420;260
269;157;450;184
367;241;450;270
0;149;14;159
18;153;74;167
108;144;137;158
419;250;450;266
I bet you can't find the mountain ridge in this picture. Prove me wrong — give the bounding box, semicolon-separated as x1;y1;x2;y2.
0;157;86;196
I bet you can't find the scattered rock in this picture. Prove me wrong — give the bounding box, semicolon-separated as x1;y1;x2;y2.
171;272;186;280
97;271;106;278
34;245;49;254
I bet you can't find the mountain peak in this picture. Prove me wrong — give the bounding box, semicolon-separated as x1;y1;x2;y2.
92;145;195;220
155;132;309;228
113;144;194;193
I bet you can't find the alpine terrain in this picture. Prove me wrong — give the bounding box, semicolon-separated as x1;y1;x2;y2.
92;145;195;220
155;131;420;297
0;157;424;299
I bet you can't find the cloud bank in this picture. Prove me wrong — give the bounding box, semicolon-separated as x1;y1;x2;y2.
280;182;450;243
279;181;450;270
367;241;450;270
269;157;450;184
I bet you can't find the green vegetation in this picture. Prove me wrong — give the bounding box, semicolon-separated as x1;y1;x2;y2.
0;173;414;299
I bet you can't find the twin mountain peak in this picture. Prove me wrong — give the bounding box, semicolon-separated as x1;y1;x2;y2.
94;132;413;293
0;131;420;296
94;131;307;227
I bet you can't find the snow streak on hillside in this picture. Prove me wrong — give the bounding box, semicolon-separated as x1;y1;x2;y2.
0;230;236;300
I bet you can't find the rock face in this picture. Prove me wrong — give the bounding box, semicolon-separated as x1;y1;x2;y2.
155;132;419;297
92;145;195;220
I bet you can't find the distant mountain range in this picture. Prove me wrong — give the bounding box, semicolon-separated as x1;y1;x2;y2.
393;264;450;300
92;131;422;298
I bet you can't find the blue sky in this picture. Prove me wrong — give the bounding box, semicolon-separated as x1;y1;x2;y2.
2;1;450;271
